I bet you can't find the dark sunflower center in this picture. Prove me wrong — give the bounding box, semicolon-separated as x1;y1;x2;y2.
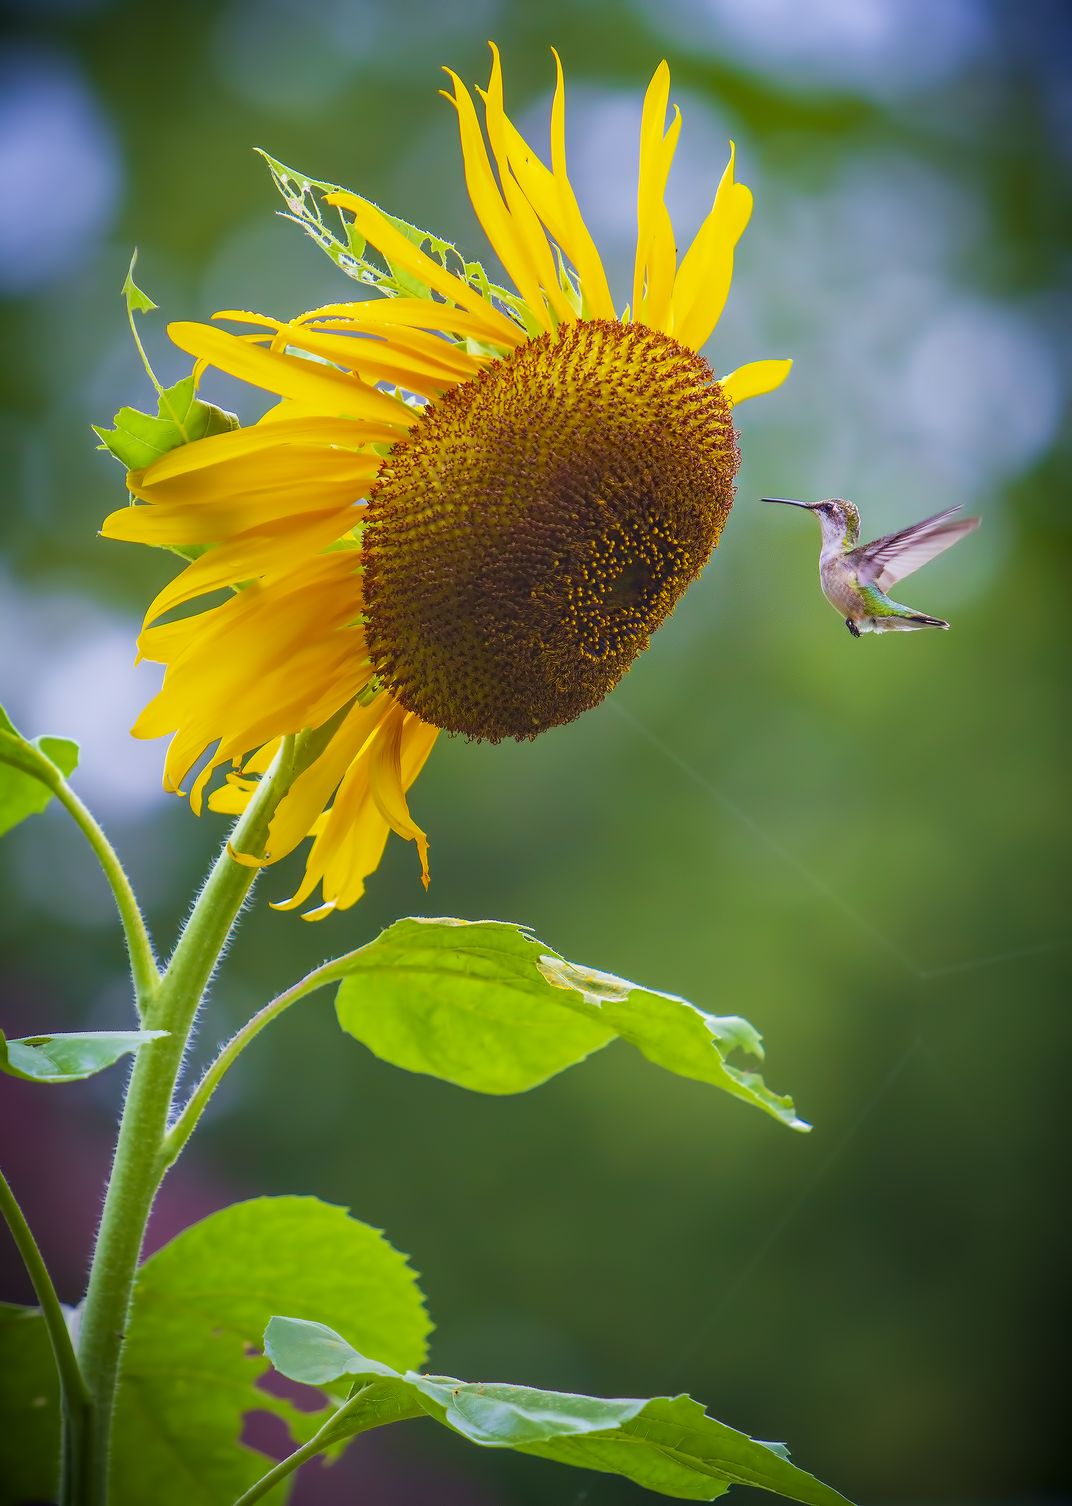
362;318;739;741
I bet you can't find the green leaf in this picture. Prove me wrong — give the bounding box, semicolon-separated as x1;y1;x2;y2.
538;955;808;1130
94;374;238;472
0;704;79;839
0;1304;60;1506
97;253;239;475
0;1028;167;1084
335;917;613;1093
257;150;530;336
334;918;807;1128
266;1317;403;1387
122;249;158;314
265;1317;852;1505
111;1196;430;1506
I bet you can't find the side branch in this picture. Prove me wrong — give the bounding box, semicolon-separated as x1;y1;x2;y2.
162;950;362;1168
230;1388;372;1506
0;1168;92;1415
50;779;160;1011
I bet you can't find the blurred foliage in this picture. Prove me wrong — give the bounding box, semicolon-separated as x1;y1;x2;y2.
0;0;1068;1502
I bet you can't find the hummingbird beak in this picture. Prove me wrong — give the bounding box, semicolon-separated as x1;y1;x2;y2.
761;497;815;509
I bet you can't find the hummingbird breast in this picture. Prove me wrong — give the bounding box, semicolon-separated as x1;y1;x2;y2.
819;556;864;619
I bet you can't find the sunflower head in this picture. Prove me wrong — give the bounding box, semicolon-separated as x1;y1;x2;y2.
99;45;790;915
364;319;738;741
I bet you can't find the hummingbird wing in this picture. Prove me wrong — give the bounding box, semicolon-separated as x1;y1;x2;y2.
851;506;980;591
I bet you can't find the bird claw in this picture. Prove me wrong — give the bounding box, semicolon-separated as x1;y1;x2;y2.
845;618;861;638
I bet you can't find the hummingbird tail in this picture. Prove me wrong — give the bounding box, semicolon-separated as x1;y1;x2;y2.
869;610;950;632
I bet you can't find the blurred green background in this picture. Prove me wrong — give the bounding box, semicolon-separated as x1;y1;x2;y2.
1;0;1069;1502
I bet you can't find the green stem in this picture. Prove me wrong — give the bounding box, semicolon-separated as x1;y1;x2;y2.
0;733;160;1011
0;1169;92;1495
231;1388;370;1506
51;779;160;1012
125;289;163;396
162;950;360;1171
73;737;298;1506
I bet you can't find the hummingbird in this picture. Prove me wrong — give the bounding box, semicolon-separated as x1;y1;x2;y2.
762;497;980;636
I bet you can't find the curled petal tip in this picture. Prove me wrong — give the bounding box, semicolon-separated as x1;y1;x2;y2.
227;842;267;868
301;900;337;922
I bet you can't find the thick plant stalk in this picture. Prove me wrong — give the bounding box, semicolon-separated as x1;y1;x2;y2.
73;740;296;1506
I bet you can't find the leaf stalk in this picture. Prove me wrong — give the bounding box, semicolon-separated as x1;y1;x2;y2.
230;1387;371;1506
0;1168;93;1499
162;949;362;1170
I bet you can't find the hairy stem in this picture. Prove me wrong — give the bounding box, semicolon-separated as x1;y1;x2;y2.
73;738;297;1506
51;779;160;1012
0;732;159;1011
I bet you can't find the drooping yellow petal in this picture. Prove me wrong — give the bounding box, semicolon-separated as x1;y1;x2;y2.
672;142;753;353
368;707;433;887
273;701;439;918
720;357;793;406
263;697;393;862
271;718;390;916
167;322;412;426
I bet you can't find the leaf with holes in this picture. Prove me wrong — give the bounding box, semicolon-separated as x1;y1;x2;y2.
110;1197;430;1506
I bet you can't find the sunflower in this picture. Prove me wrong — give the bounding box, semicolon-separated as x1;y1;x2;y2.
103;46;791;920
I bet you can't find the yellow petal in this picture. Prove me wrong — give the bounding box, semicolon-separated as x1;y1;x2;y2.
368;707;432;887
130;414;398;489
265;697;392;863
672;142;753;352
272;700;438;918
103;446;380;545
220;313;480;394
273;737;387;915
292;297;522;349
545;48;616;319
167;322;411;427
477;44;575;326
719;357;793;406
133;554;369;800
441;67;553;331
327;192;524;347
632;63;681;331
141;508;359;624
